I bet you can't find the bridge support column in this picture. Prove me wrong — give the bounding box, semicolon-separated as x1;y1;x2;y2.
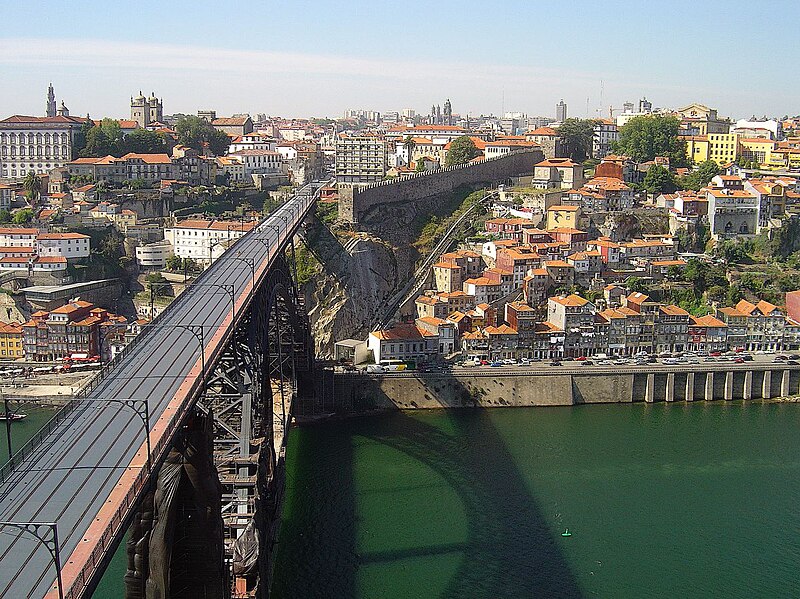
743;370;753;401
645;373;655;403
781;369;791;397
705;372;714;401
685;372;695;402
665;373;675;402
724;371;734;401
763;370;772;399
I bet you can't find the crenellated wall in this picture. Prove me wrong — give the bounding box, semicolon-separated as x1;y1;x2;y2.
339;148;543;223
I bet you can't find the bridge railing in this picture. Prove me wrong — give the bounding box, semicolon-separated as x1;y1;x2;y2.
0;398;82;484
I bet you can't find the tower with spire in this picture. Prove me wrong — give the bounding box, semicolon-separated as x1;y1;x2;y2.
46;83;56;118
443;98;452;126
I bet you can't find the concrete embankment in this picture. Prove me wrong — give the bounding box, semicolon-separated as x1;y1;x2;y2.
307;365;800;415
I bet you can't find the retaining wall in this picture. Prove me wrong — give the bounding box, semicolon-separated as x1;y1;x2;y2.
323;366;800;414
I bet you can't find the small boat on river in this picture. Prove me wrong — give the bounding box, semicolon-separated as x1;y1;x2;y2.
0;412;27;422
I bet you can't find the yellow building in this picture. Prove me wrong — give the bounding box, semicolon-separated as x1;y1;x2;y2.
739;138;776;166
684;135;710;163
684;133;738;165
0;322;24;359
546;204;580;229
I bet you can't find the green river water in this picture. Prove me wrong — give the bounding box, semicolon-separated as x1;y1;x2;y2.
6;402;800;598
271;402;800;598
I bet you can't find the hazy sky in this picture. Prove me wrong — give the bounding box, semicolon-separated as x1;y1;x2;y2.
1;0;797;121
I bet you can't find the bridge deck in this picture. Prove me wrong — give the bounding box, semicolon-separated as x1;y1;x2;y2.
0;184;318;598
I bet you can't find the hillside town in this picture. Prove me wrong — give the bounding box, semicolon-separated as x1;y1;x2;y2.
2;87;800;367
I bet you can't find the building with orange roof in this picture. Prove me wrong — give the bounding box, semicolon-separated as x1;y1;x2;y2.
545;204;581;230
22;300;127;361
734;298;785;351
688;314;728;353
705;185;759;240
367;323;439;364
547;294;595;357
0;321;23;359
164;218;256;265
533;158;586;190
432;260;464;294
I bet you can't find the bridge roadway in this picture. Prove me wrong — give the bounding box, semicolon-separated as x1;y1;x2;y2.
0;182;321;598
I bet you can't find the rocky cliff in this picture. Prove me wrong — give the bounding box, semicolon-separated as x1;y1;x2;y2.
301;186;483;357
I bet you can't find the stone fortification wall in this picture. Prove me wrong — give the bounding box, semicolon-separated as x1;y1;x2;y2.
339;148;543;223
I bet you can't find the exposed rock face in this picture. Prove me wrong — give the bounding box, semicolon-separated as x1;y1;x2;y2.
302;193;450;358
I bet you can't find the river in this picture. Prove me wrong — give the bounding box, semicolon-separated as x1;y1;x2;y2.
271;402;800;598
6;402;800;597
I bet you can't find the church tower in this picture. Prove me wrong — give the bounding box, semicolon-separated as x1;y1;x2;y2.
46;83;56;117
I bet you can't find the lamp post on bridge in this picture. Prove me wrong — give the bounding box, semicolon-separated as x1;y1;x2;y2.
0;521;64;599
189;283;236;325
75;398;152;473
231;254;256;296
147;323;206;395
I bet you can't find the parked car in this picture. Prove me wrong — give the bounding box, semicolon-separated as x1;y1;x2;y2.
581;360;594;366
490;362;503;367
550;360;562;366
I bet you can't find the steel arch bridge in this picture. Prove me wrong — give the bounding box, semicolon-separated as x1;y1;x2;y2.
0;182;324;599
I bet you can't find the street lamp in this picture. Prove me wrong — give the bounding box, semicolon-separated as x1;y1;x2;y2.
230;254;256;295
147;281;173;322
189;283;236;324
76;398;152;473
147;323;205;392
0;521;64;599
3;389;12;460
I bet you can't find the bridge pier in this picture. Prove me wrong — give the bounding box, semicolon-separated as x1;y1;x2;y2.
762;370;772;399
705;372;714;401
724;371;734;401
743;370;753;400
645;373;655;403
665;373;675;402
685;372;695;402
781;369;791;397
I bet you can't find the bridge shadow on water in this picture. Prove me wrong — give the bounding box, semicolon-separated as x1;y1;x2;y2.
272;375;585;599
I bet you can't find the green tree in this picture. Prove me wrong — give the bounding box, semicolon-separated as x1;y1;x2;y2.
683;258;709;293
165;254;183;271
145;272;173;297
72;115;94;158
415;159;426;172
175;116;231;156
12;208;33;224
626;276;647;293
726;284;743;306
445;136;480;166
22;172;42;203
123;129;168;154
0;210;10;224
403;135;416;167
82;126;111;157
613;114;688;167
679;159;719;191
643;164;677;195
557;118;597;162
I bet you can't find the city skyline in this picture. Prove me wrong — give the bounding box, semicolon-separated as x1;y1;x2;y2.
1;0;798;120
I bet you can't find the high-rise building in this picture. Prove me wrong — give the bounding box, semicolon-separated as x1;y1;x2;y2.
639;97;652;113
556;99;568;122
335;135;387;184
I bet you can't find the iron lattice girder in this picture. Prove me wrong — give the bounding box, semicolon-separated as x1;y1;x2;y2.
201;253;314;597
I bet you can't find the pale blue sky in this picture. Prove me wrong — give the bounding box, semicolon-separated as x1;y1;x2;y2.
1;0;796;120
